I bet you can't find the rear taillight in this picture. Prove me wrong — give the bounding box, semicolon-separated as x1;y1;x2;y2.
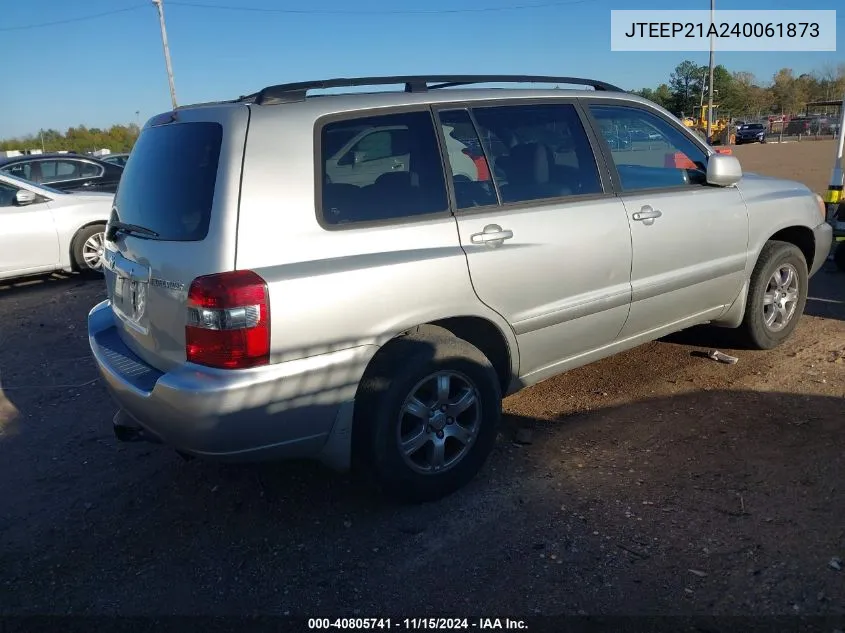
185;270;270;369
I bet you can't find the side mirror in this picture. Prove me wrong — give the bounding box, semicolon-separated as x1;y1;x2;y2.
15;190;37;206
706;153;742;187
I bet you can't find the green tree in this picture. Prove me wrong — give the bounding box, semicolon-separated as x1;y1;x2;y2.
771;68;806;116
0;123;139;154
670;60;707;117
634;84;673;110
710;65;737;112
730;72;771;119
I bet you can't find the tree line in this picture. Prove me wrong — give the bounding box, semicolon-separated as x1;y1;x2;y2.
0;124;140;154
3;65;843;149
633;62;845;120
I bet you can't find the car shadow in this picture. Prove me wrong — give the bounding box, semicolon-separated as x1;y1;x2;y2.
0;271;101;299
804;261;845;322
663;264;845;351
1;270;844;616
2;383;844;617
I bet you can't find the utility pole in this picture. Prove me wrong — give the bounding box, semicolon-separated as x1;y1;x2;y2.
151;0;177;110
39;129;45;153
706;0;715;141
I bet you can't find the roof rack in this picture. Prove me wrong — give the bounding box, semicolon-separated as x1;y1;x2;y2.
245;75;624;106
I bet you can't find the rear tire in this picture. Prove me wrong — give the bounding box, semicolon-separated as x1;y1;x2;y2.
353;326;501;504
738;240;808;350
72;224;107;274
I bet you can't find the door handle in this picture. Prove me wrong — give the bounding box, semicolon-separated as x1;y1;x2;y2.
470;224;514;248
632;205;662;225
392;162;404;170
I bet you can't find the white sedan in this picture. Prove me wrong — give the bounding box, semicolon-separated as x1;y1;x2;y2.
0;171;114;281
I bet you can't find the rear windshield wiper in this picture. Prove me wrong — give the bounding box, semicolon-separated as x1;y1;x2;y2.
106;221;160;241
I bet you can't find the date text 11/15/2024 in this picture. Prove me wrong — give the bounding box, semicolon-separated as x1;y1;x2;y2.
307;618;528;630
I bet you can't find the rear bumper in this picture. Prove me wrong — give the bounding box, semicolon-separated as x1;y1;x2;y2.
811;221;833;276
88;300;376;464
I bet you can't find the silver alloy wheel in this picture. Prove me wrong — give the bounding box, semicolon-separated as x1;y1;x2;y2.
397;370;482;474
82;231;106;270
762;263;799;332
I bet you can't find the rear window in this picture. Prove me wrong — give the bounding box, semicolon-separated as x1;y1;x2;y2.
113;121;222;241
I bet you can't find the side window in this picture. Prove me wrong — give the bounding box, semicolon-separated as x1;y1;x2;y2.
320;111;448;225
588;104;708;192
470;103;603;204
39;161;58;181
438;109;497;209
0;182;18;207
54;161;81;180
349;130;395;164
2;163;32;181
79;161;103;177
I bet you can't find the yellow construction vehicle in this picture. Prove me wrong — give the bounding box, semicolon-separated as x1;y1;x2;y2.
682;104;731;144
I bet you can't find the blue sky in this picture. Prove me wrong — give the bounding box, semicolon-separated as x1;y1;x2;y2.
1;0;842;139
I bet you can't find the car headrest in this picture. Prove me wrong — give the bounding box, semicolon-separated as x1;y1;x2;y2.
507;143;553;184
374;171;417;188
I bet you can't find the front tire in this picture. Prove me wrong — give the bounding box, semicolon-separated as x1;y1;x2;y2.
353;326;502;503
738;240;808;350
72;224;107;273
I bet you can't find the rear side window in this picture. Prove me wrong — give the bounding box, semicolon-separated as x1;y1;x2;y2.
320;111;448;226
470;103;603;204
113;122;222;241
79;161;103;177
438;109;497;209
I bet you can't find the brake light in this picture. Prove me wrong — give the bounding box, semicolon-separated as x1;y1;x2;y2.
185;270;270;369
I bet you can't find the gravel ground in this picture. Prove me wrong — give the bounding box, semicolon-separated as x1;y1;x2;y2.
0;143;843;619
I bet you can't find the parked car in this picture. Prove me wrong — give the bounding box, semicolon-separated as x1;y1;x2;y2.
100;153;130;168
0;153;123;194
735;122;767;145
87;74;832;502
0;171;113;280
785;116;835;136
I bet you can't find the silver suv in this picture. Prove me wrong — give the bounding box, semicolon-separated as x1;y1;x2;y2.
88;75;833;502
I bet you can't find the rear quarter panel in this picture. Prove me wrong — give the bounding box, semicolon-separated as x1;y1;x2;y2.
235;103;520;375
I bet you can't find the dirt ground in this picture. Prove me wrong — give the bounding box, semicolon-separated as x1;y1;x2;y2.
1;142;844;620
732;139;837;195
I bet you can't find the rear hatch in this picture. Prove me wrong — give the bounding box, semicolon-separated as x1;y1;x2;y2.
102;105;249;373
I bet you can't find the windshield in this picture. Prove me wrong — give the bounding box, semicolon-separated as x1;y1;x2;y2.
0;170;65;195
745;124;764;130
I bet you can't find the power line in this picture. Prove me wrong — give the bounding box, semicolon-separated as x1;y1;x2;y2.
155;0;597;16
0;4;147;32
1;0;596;32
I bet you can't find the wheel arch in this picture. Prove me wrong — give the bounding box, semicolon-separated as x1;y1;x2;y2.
768;225;815;270
363;315;518;396
69;221;107;271
715;227;814;329
317;314;518;474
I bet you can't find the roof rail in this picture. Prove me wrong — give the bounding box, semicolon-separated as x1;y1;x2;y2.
246;75;624;106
